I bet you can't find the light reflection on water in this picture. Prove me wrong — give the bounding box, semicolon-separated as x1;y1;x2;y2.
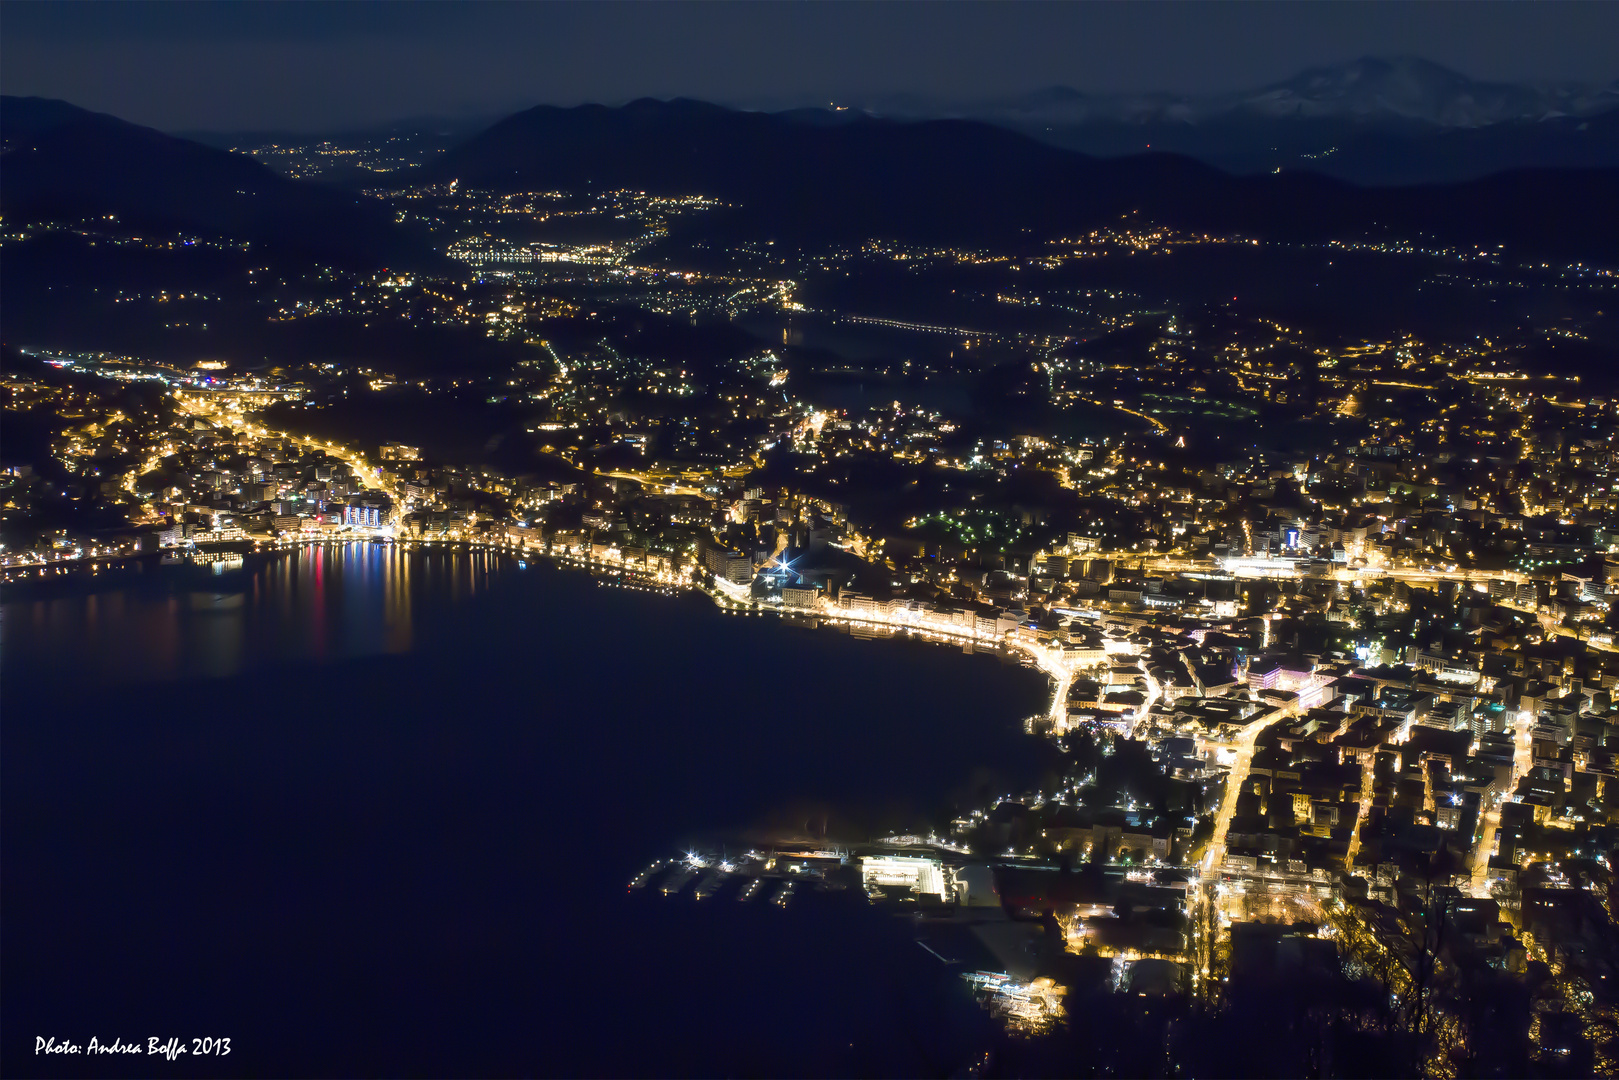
3;540;1059;1075
3;538;1058;856
0;543;513;684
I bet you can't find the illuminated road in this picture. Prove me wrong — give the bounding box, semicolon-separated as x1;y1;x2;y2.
1201;709;1293;879
1137;669;1162;739
1009;639;1075;729
1103;551;1529;592
782;599;1084;731
1068;393;1169;435
597;469;705;497
1468;706;1534;896
1343;755;1377;870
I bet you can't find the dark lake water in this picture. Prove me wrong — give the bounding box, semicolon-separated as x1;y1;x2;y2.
2;544;1056;1076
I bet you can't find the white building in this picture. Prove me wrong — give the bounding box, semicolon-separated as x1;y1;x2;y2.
860;854;947;898
781;585;818;610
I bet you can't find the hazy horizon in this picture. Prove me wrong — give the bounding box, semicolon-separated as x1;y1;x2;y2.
4;1;1618;132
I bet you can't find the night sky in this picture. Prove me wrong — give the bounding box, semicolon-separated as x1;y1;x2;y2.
3;1;1618;132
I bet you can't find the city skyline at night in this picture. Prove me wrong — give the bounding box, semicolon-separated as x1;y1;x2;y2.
4;3;1618;1076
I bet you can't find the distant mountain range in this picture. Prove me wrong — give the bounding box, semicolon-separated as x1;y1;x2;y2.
880;58;1619;129
845;58;1619;184
413;97;1618;258
0;97;430;268
4;83;1616;271
181;59;1619;187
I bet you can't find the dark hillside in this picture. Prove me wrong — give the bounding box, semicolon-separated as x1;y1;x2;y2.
414;98;1619;258
1;97;431;269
